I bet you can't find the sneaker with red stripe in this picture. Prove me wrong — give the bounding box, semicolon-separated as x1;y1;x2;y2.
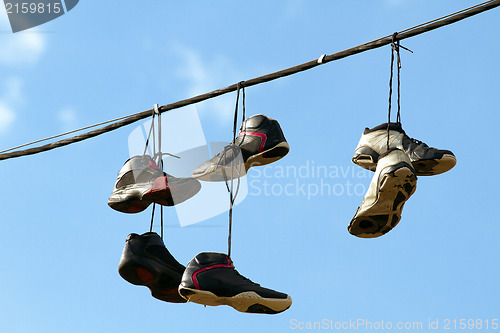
191;114;289;181
108;155;201;213
178;252;292;314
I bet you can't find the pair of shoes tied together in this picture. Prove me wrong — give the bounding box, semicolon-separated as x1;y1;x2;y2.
349;123;456;238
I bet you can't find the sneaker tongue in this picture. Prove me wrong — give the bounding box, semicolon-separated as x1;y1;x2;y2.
195;252;233;267
149;159;159;170
240;114;266;131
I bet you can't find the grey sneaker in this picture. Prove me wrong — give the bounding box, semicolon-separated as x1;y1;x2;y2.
192;114;289;181
108;155;201;213
352;123;456;176
348;148;417;238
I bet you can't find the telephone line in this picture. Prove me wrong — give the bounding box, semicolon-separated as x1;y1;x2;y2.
1;0;498;161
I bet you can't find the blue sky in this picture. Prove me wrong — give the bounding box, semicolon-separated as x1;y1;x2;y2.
1;1;499;332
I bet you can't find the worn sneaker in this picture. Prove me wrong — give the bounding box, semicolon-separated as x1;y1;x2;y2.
108;155;201;213
348;148;417;238
143;173;202;207
178;252;292;314
192;114;290;181
352;123;456;176
118;232;186;303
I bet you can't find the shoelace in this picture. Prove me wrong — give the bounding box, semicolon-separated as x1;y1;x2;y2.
407;135;429;147
225;82;246;258
213;130;247;165
153;152;180;160
215;142;238;164
145;105;166;239
387;33;412;149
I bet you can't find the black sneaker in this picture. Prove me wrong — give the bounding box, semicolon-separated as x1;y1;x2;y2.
348;148;417;238
118;232;186;303
352;123;456;176
108;155;201;213
192;114;290;181
178;252;292;314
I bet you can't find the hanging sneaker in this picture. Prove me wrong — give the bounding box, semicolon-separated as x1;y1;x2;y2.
143;173;202;207
118;232;186;303
108;155;201;213
348;148;417;238
192;114;290;181
178;252;292;314
352;123;456;176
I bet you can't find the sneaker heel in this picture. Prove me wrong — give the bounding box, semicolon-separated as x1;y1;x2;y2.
136;267;154;284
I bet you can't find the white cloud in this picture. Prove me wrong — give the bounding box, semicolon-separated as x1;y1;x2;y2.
0;77;24;134
0;11;46;65
0;102;16;133
2;77;23;103
0;10;47;130
57;108;78;131
285;0;306;19
172;44;243;123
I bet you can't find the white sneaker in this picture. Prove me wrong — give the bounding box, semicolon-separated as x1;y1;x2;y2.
349;148;417;238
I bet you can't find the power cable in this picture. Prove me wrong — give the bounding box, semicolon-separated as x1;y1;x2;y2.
0;0;498;161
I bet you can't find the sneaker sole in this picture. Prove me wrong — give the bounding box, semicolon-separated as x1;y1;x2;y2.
108;187;151;213
348;165;417;238
353;149;456;176
119;251;186;303
244;141;290;170
178;287;292;314
411;153;456;176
